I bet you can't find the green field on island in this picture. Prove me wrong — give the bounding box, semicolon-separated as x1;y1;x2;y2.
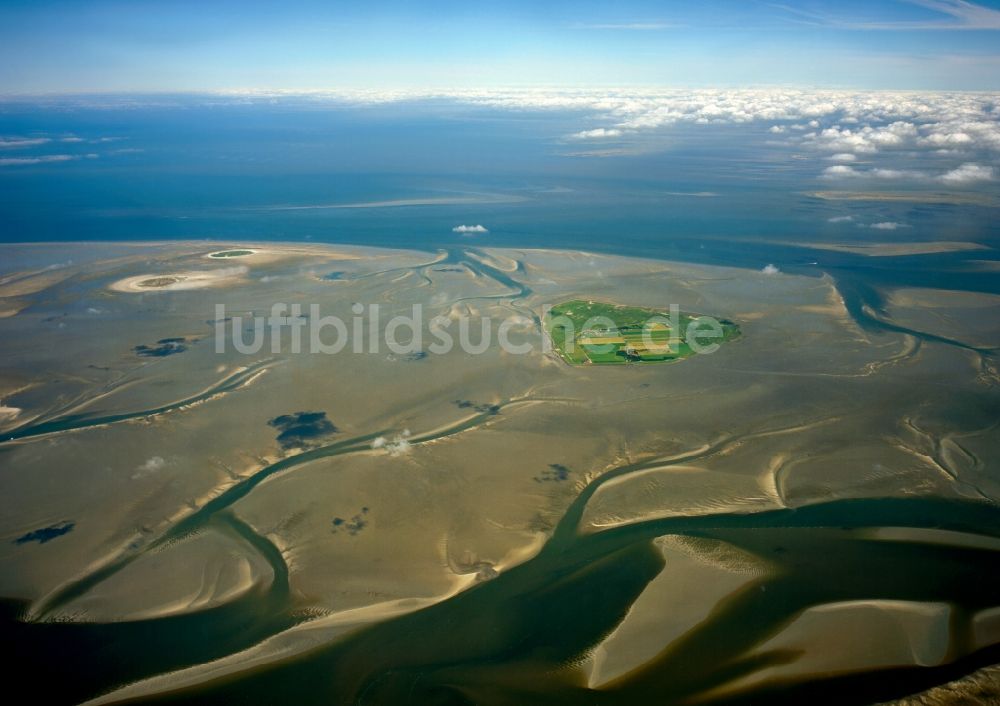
544;299;740;365
209;249;256;258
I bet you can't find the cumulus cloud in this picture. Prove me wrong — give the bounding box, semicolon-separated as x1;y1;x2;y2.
828;215;854;223
171;87;1000;145
822;161;994;183
920;130;974;148
828;153;857;162
107;88;1000;169
821;165;863;179
571;128;624;139
372;429;412;456
151;88;1000;164
761;264;780;275
822;164;924;180
938;162;994;184
804;121;921;154
871;167;926;179
452;224;488;234
132;456;166;478
862;222;910;230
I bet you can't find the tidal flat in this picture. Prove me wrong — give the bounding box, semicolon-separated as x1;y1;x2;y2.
0;241;998;705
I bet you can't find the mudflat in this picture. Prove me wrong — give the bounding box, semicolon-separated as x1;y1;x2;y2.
0;241;998;705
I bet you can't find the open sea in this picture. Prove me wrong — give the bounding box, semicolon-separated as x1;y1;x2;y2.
2;96;998;305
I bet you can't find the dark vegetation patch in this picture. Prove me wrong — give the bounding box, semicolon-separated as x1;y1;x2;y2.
268;411;338;449
331;507;369;536
137;276;182;288
535;463;571;483
134;337;191;357
15;521;75;545
475;566;499;582
209;250;254;258
453;400;501;415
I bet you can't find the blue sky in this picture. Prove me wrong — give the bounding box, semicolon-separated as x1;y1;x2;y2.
2;0;1000;92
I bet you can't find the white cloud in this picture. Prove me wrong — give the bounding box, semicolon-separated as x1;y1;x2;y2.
571;127;624;139
821;165;862;178
863;222;911;230
828;153;857;162
452;224;488;234
821;164;915;180
919;131;974;148
828;215;854;223
912;0;1000;29
132;456;166;478
180;88;1000;162
372;430;412;456
0;137;51;149
823;160;995;183
804;121;920;154
774;0;1000;30
937;162;994;183
870;167;924;179
0;154;78;166
761;264;780;275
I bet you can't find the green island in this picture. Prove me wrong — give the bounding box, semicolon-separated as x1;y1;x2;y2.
544;299;740;365
209;249;256;258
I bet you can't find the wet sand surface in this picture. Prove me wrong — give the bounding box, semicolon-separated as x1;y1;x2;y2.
0;241;998;705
